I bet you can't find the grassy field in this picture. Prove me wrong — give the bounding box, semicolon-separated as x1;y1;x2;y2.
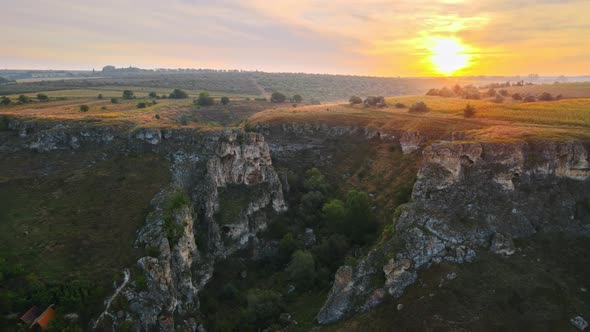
504;82;590;98
249;95;590;141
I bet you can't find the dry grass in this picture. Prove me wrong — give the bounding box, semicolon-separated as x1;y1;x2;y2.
250;96;590;141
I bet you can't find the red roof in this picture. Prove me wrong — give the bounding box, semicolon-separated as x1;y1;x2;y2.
32;305;56;330
20;305;41;323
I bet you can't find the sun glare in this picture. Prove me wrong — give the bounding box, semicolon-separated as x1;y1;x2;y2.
428;38;472;75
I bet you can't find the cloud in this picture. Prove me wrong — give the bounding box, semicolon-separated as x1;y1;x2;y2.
0;0;588;75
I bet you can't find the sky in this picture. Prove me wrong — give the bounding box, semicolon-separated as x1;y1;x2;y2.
1;0;589;77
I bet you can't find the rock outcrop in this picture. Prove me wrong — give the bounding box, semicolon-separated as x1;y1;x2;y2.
318;140;590;324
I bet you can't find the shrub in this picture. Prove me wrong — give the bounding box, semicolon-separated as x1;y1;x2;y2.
101;106;107;110
349;96;362;105
493;95;504;103
177;114;190;125
408;101;430;113
220;96;230;105
169;88;188;99
195;91;214;106
512;93;522;100
286;250;316;290
271;92;286;103
0;96;11;105
122;90;135;99
464;103;476;118
148;92;158;98
292;94;302;103
244;122;256;132
364;96;386;107
111;97;119;104
538;92;554;101
18;95;30;103
37;93;49;102
394;102;406;108
499;89;509;97
136;102;147;108
97;93;103;99
523;95;536;102
155;114;161;120
79;105;89;112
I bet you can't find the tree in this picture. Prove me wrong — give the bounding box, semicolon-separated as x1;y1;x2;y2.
18;95;30;103
486;88;497;97
286;250;316;290
523;95;536;102
122;90;135;99
512;93;522;101
439;87;454;97
322;199;346;232
37;93;49;102
303;168;329;193
394;102;406;108
426;88;440;96
169;88;188;99
111;97;119;104
79;105;89;112
271;92;286;103
538;92;554;101
464;104;476;118
195;91;214;106
344;190;376;244
148;92;158;98
499;89;509;97
292;94;303;103
220;96;230;105
136;102;147;108
0;96;11;105
97;93;103;99
279;233;300;262
349;96;362;105
408;101;430;113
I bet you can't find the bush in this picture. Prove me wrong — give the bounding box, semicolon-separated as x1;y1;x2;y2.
37;93;49;102
79;105;89;112
169;88;188;99
408;101;430;113
18;95;31;103
523;95;536;102
155;114;161;120
349;96;362;105
136;102;147;108
303;168;329;193
538;92;554;101
493;95;504;103
244;289;283;328
512;93;522;100
292;94;302;103
555;94;563;100
177;114;190;125
220;96;230;105
0;96;11;105
122;90;135;99
322;190;376;245
101;106;107;110
286;250;316;290
111;97;119;104
312;234;350;271
97;93;103;99
464;104;476;118
499;89;509;97
271;92;286;103
148;92;158;98
195;91;214;106
364;96;386;107
394;102;406;108
486;88;497;97
279;233;300;262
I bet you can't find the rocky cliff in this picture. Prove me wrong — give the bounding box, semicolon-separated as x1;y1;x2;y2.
318;139;590;324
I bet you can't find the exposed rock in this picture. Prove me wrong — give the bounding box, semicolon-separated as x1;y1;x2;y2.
400;131;425;154
571;316;588;331
489;232;515;256
303;228;316;247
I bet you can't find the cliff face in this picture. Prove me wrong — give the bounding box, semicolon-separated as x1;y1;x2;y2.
318;140;590;324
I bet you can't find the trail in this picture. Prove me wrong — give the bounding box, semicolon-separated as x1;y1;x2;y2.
92;268;130;329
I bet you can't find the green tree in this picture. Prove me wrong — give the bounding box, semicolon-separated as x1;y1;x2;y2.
37;93;49;102
286;250;316;290
195;91;214;106
136;102;147;108
169;88;188;99
292;94;303;103
279;232;299;262
110;97;119;104
303;168;329;193
97;93;103;99
344;190;376;244
220;96;230;105
408;101;430;113
322;199;346;232
148;92;158;98
79;105;89;112
271;92;286;103
0;96;11;105
122;90;135;99
18;95;30;103
349;95;362;105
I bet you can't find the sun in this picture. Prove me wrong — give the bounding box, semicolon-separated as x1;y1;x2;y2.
427;37;472;75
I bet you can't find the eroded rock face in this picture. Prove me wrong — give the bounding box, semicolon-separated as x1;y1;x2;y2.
318;139;590;324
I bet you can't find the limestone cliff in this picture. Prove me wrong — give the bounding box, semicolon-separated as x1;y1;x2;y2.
318;139;590;324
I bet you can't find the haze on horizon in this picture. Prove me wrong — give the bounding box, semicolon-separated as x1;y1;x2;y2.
1;0;589;77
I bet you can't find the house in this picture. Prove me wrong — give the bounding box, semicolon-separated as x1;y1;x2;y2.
19;304;56;331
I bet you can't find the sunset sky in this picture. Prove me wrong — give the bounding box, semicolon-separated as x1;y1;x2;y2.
2;0;589;76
